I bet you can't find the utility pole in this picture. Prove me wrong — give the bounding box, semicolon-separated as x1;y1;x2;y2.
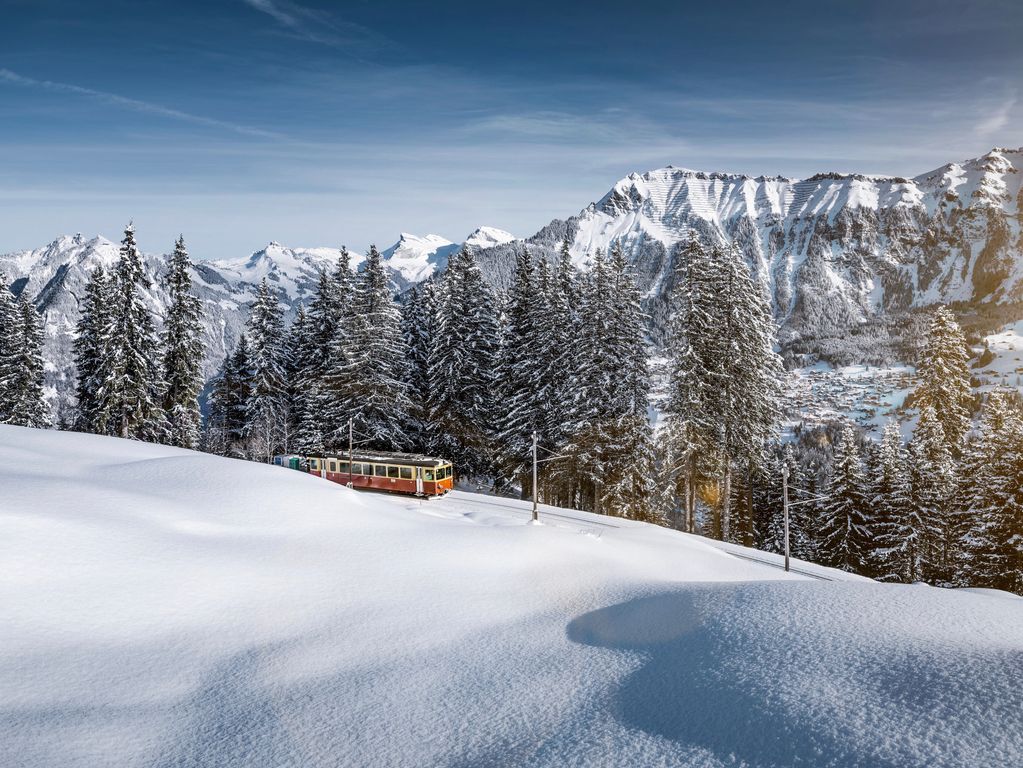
782;463;790;573
348;416;354;488
531;430;538;522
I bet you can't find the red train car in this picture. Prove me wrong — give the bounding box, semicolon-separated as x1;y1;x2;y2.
300;451;454;497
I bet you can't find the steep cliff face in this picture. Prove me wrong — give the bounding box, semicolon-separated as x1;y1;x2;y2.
543;148;1022;342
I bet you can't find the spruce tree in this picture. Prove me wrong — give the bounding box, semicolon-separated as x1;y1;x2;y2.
496;247;547;496
160;236;205;449
0;272;20;422
661;237;782;538
429;247;500;477
2;297;51;427
99;223;167;441
913;306;972;452
819;424;870;573
205;335;253;456
244;279;288;461
961;391;1023;592
908;406;957;583
73;266;113;432
868;422;914;581
401;282;440;454
328;245;410;450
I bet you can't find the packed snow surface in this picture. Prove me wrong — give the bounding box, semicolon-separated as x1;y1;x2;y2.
2;426;1021;767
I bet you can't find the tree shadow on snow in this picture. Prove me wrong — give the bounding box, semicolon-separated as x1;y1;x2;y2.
566;587;900;768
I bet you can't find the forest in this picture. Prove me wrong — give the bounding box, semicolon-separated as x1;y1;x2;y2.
3;222;1022;595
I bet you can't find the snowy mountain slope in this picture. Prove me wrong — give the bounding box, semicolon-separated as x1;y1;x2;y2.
2;425;1020;767
473;147;1023;343
379;232;460;289
0;226;511;419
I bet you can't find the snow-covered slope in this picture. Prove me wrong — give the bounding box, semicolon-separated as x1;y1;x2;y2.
2;425;1021;767
379;232;460;289
475;147;1023;342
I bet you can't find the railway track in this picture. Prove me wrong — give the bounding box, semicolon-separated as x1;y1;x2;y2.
716;549;836;581
443;493;835;580
441;494;623;529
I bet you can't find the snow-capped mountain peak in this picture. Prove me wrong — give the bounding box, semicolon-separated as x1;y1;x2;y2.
464;226;517;250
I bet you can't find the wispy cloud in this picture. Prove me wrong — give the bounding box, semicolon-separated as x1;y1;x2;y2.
0;68;283;140
975;89;1017;137
241;0;400;56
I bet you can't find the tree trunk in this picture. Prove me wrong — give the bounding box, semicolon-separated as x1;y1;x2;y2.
721;462;731;542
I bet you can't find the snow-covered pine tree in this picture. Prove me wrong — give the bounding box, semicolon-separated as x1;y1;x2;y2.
428;247;500;478
0;272;21;422
661;236;782;539
714;241;784;542
328;245;411;451
496;246;548;496
159;236;205;449
400;283;439;454
307;249;355;445
99;223;167;442
913;306;972;453
204;335;253;457
599;241;657;521
908;405;958;584
661;238;721;533
2;296;51;427
819;424;870;573
555;248;614;511
867;421;914;581
960;391;1023;592
287;303;326;454
72;265;113;433
244;279;289;461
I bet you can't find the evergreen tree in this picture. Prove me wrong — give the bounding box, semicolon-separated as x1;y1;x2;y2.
913;306;972;452
327;245;411;450
0;272;21;422
308;249;355;445
400;283;439;454
819;424;870;573
661;237;782;539
205;335;253;456
496;247;547;496
908;406;957;583
868;422;914;581
99;223;167;442
961;391;1023;592
599;242;656;521
2;297;51;427
73;265;113;432
245;279;289;461
429;247;500;477
288;304;325;454
160;236;205;449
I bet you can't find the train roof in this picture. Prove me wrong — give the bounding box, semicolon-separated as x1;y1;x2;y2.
316;451;451;468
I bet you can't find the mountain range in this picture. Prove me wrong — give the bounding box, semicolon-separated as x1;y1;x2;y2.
1;147;1021;419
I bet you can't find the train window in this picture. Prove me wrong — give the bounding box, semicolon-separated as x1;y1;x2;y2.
328;460;337;473
310;458;319;470
400;467;412;480
442;466;452;479
424;469;435;481
338;462;350;474
387;466;400;479
374;464;387;477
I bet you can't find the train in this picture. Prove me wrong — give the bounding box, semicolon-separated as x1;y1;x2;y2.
273;451;454;498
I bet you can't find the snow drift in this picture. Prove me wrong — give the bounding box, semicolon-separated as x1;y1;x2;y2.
1;425;1021;767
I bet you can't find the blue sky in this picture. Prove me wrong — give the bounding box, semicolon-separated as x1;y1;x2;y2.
1;0;1020;258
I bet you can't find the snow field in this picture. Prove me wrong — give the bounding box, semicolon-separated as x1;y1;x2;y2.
2;425;1021;767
